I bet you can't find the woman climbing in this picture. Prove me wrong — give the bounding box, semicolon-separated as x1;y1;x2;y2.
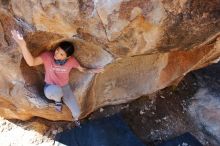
11;30;104;126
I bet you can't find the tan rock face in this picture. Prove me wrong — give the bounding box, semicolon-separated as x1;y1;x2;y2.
0;0;219;121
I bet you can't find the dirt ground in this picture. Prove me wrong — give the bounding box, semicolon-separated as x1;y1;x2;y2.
1;62;220;146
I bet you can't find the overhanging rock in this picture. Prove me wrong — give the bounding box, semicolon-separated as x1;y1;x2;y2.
0;0;219;121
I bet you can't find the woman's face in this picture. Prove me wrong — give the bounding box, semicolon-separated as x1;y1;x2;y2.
54;47;68;60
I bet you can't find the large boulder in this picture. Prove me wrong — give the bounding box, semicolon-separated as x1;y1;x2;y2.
0;0;219;121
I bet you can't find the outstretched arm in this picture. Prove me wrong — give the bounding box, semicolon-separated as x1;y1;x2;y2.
77;65;104;74
11;30;43;66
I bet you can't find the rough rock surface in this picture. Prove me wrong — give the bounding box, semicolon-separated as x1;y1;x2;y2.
0;0;219;121
189;62;220;144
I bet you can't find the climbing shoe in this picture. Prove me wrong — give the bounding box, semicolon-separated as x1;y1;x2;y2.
55;101;62;112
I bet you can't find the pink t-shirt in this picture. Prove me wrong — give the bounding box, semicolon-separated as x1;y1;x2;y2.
40;51;80;86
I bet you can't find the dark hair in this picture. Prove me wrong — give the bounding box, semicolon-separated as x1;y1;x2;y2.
58;41;74;57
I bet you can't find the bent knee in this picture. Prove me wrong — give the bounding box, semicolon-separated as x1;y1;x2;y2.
44;84;63;102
